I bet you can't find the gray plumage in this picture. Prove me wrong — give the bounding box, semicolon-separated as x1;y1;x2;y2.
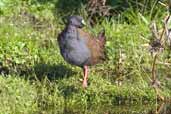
58;16;106;68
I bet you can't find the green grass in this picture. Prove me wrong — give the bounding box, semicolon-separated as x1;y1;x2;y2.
0;0;171;113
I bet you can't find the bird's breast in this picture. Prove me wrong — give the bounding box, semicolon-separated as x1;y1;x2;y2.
59;36;91;67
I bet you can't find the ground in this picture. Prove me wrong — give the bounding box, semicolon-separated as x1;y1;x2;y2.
0;0;171;113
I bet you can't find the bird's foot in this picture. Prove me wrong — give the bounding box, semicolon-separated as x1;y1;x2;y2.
82;80;88;88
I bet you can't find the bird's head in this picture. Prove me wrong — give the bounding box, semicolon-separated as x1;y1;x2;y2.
67;16;86;28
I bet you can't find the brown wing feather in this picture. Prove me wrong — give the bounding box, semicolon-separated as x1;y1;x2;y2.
77;28;106;65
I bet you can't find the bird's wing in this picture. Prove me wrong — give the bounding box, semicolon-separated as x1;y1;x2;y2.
77;28;106;65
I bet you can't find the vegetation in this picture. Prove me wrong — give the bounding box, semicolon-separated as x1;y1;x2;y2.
0;0;171;113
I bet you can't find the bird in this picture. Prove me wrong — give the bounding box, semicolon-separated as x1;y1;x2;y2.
57;15;106;88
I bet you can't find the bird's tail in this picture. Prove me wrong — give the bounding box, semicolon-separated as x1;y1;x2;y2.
98;29;108;61
98;29;106;46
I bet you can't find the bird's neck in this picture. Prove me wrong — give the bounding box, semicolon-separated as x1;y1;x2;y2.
66;24;77;33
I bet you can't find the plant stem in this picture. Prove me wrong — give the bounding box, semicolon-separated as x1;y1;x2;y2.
151;53;158;81
151;15;170;82
159;15;170;41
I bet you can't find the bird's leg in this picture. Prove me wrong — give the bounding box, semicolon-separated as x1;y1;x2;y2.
82;65;88;88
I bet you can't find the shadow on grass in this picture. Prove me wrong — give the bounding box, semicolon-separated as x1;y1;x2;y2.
34;63;81;98
33;63;77;81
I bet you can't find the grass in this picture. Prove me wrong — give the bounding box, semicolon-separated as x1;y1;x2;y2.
0;0;171;113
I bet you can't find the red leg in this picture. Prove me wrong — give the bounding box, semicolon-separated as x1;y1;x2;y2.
82;65;88;88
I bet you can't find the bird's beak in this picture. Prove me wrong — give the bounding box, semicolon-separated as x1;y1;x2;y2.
81;19;86;25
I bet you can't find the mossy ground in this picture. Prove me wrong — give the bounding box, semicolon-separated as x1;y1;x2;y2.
0;0;171;113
